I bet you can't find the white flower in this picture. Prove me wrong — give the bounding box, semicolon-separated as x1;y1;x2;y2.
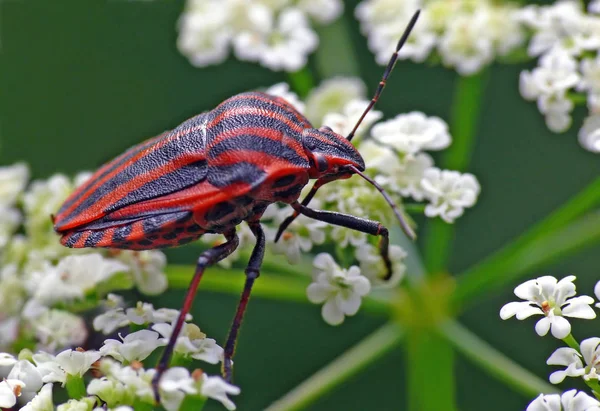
391;153;434;201
0;264;27;318
200;374;240;411
304;77;366;126
500;275;596;339
322;99;383;140
355;243;406;287
265;83;305;114
518;2;595;57
87;378;127;408
152;322;223;364
32;254;129;305
271;204;326;264
519;48;580;133
100;330;166;363
0;163;29;208
371;112;451;156
547;337;600;384
177;1;232;67
55;349;100;377
33;349;100;385
56;397;97;411
0;207;21;249
0;353;17;367
527;390;600;411
159;367;197;411
93;308;128;335
298;0;343;24
117;250;168;295
579;115;600;153
31;310;87;352
99;360;155;403
421;168;481;223
355;0;434;65
438;12;493;76
233;8;318;72
21;383;53;411
0;379;25;408
591;1;600;14
307;253;371;325
7;360;43;397
546;347;585;384
578;55;600;111
94;300;191;335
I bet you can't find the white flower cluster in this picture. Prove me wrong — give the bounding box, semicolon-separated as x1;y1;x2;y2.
501;276;600;410
205;78;480;325
355;0;525;75
518;1;600;153
0;165;169;352
0;304;239;410
177;0;343;71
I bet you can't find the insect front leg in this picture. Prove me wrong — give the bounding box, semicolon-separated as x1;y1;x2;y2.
222;222;265;382
152;229;239;400
290;201;393;280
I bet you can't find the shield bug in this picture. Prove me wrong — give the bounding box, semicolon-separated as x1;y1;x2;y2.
53;10;420;391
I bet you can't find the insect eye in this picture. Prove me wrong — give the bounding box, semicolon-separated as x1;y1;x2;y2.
315;153;328;172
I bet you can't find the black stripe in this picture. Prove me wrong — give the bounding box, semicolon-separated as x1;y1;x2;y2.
61;114;209;225
210;113;303;146
214;92;306;127
207;162;266;188
59;132;168;212
64;232;82;247
208;135;306;167
112;225;133;243
274;184;303;199
141;211;192;235
84;231;105;247
105;160;207;213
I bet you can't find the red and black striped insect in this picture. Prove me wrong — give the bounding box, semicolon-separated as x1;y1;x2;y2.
54;11;420;391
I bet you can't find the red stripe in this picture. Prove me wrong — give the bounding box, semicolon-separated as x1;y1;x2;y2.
56;126;205;226
208;126;306;159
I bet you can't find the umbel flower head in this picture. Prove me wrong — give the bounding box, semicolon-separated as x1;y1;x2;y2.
500;275;596;339
177;0;342;71
546;337;600;384
527;390;600;411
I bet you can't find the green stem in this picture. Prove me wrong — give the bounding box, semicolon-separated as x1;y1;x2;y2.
165;265;392;315
65;375;86;400
314;16;360;78
423;72;488;274
406;330;457;411
562;334;580;351
453;208;600;309
440;321;559;396
264;322;403;411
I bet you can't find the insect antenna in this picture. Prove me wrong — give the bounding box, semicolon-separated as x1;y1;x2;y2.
346;165;416;240
346;9;421;142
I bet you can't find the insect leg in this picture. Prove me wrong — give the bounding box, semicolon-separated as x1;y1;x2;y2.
222;222;265;382
275;176;336;242
152;229;239;399
290;202;393;280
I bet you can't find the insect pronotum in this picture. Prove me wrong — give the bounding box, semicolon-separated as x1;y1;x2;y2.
53;10;420;396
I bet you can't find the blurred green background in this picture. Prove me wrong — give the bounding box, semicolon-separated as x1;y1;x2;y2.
2;0;600;410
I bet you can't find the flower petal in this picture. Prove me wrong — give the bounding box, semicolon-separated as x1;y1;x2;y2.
549;316;571;339
321;300;344;326
535;317;551;336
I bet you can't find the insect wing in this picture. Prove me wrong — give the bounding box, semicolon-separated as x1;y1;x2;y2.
54;113;210;233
